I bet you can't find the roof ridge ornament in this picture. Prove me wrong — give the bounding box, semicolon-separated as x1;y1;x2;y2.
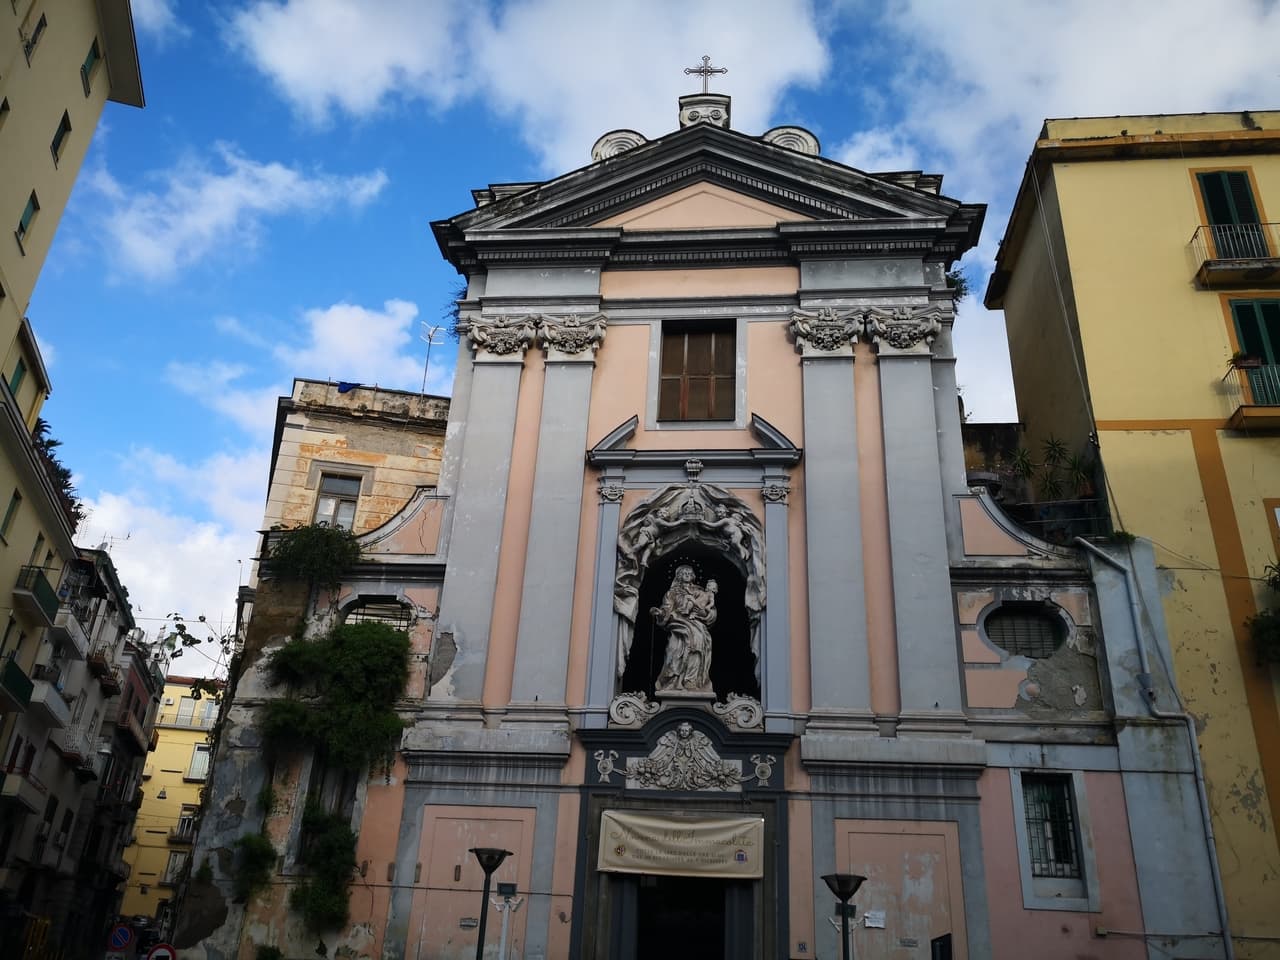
684;55;727;94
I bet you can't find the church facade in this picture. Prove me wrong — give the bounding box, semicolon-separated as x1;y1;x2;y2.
186;91;1225;960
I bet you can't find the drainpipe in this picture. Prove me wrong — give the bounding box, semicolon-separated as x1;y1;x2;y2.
1074;538;1234;960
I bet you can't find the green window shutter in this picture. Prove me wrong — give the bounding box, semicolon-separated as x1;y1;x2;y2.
1198;171;1260;225
1231;300;1280;363
8;358;25;396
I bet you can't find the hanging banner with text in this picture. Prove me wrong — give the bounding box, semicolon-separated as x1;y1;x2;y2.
597;810;765;879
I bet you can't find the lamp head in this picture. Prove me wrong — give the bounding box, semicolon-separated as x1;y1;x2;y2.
469;847;512;875
821;872;866;902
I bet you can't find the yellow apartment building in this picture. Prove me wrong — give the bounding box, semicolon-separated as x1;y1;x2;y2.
0;0;144;823
987;111;1280;956
121;677;219;932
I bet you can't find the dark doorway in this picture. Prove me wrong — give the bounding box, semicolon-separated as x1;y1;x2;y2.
623;544;759;702
636;875;726;960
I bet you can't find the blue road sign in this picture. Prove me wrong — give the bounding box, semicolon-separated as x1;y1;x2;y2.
109;924;134;950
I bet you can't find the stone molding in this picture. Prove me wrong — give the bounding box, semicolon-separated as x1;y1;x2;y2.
865;305;946;354
465;312;608;360
788;304;951;357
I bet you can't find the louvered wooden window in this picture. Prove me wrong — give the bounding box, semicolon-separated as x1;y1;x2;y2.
1198;171;1266;259
658;323;735;421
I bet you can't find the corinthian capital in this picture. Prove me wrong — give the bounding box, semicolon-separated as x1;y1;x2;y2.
865;305;945;354
787;307;861;355
537;312;607;357
464;315;537;358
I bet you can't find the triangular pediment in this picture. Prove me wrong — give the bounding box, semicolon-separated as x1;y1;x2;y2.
439;124;963;235
591;182;814;230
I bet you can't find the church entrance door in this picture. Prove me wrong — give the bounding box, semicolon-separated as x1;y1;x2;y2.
636;875;726;959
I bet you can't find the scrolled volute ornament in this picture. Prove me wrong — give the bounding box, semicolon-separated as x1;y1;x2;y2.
608;692;660;728
865;305;945;353
788;307;861;354
465;315;538;357
537;312;607;357
712;694;764;730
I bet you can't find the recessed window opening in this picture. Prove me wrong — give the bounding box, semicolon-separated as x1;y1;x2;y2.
1022;773;1083;880
314;473;360;530
50;110;71;164
985;602;1065;658
342;596;413;630
81;39;101;95
658;321;736;421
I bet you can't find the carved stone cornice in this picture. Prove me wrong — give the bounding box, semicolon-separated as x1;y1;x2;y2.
865;305;946;355
463;315;537;359
788;307;861;356
537;312;607;358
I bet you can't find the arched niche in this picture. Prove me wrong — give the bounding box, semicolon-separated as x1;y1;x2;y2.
614;482;764;702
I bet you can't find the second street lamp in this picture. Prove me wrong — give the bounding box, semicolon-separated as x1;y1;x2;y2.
821;872;866;960
469;847;512;960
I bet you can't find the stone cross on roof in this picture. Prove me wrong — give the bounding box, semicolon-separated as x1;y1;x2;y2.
684;55;727;94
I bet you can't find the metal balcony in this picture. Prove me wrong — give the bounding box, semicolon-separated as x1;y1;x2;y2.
13;566;59;628
51;722;93;765
27;680;71;729
1189;223;1280;286
0;655;33;711
0;764;47;814
1224;362;1280;430
50;604;91;660
168;821;197;845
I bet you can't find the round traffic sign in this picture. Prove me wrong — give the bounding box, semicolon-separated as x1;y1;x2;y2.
147;944;177;960
108;925;134;950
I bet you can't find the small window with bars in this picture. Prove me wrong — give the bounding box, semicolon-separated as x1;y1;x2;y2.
343;596;413;630
983;602;1065;658
1021;773;1083;880
658;322;736;421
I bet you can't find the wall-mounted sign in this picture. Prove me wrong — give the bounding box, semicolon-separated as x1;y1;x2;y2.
597;810;764;879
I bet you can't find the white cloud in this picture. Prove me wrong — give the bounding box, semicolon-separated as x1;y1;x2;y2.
227;0;471;122
131;0;190;44
228;0;828;172
163;360;284;438
272;298;433;390
93;143;387;281
834;127;919;172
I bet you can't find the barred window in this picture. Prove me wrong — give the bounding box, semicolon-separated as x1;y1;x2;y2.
984;602;1065;658
1022;773;1082;880
343;596;413;630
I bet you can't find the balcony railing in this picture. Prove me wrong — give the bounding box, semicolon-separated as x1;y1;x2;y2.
1189;222;1280;286
168;821;197;845
13;566;59;628
0;655;33;711
50;604;91;660
1224;362;1280;429
156;709;216;730
51;722;94;764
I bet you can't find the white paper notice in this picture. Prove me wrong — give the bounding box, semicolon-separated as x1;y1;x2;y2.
863;910;887;929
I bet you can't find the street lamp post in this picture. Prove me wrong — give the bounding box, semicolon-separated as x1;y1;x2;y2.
469;847;512;960
821;872;866;960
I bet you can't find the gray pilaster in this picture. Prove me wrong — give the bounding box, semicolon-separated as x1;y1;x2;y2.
582;476;624;727
511;359;595;705
435;357;524;702
878;355;963;716
762;475;792;731
800;356;872;714
929;322;969;563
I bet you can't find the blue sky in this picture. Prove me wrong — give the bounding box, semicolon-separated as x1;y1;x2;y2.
28;0;1280;675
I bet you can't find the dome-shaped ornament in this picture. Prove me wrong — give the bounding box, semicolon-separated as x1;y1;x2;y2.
762;125;821;156
591;129;648;162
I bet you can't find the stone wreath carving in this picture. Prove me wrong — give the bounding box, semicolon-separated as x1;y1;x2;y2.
614;483;765;688
865;305;945;351
464;315;538;357
626;722;742;792
711;694;763;731
788;307;861;353
608;692;660;728
537;312;607;356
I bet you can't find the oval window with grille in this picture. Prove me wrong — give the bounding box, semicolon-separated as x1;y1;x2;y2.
984;602;1065;658
342;596;413;630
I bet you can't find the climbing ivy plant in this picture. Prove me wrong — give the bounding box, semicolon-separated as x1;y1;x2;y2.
260;621;410;770
266;523;362;589
290;802;359;932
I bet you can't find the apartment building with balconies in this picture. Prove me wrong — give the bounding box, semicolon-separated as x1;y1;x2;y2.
986;111;1280;957
120;677;221;935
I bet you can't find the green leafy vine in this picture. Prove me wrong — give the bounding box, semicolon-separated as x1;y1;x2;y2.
290;803;359;932
266;523;362;589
